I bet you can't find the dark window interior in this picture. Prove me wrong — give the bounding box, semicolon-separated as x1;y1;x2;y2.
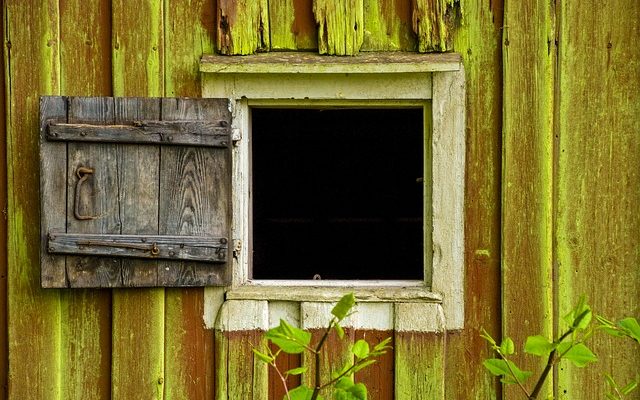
252;108;424;280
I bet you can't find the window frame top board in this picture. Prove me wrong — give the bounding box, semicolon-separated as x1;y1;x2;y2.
200;52;466;330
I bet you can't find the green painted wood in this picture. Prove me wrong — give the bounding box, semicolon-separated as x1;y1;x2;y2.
0;2;7;395
502;0;555;398
163;3;217;398
555;2;640;398
269;0;317;50
313;0;364;55
58;1;113;396
394;332;445;398
444;0;503;398
111;0;165;398
217;0;270;55
361;0;416;51
411;0;461;52
5;1;63;399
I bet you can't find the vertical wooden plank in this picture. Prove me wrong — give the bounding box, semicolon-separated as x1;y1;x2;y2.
66;97;121;288
394;303;445;399
111;0;165;398
353;303;394;400
217;0;270;55
215;300;269;400
313;0;364;55
556;2;640;398
502;0;555;397
411;0;462;52
0;3;7;395
58;1;113;398
268;301;302;399
40;97;68;288
301;302;355;398
163;2;218;398
114;97;161;286
5;1;63;398
445;0;503;398
269;0;317;50
158;98;230;287
361;0;416;51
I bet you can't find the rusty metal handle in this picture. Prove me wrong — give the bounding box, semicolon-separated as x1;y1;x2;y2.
74;166;98;220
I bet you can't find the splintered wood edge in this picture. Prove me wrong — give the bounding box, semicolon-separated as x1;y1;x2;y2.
200;52;462;74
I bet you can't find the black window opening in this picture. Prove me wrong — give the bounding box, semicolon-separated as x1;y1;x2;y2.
251;108;425;280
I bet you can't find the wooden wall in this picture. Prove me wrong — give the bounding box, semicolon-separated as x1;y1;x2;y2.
1;0;638;399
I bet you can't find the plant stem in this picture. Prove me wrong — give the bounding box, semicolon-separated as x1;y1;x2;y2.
529;326;575;399
270;363;291;400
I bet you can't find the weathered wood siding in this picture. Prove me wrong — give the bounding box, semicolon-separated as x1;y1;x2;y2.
1;1;638;399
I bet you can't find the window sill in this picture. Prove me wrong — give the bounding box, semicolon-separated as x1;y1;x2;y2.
225;280;442;303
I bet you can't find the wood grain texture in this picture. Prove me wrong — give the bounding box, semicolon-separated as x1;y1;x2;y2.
66;96;122;288
0;3;7;395
158;98;231;286
361;0;416;51
411;0;462;52
269;0;317;50
163;3;218;399
217;0;270;55
111;1;165;398
5;0;63;398
40;97;69;287
215;300;269;400
313;0;364;55
58;1;113;397
3;1;61;399
353;330;394;400
555;2;640;398
47;121;230;147
502;0;555;397
445;0;503;397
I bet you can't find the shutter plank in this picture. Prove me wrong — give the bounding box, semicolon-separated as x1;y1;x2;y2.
158;98;231;286
40;96;69;287
113;97;161;286
66;96;121;288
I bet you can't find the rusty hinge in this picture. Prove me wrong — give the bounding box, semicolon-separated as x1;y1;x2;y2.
47;233;228;262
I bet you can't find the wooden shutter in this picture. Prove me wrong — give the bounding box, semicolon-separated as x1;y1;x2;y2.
40;96;232;288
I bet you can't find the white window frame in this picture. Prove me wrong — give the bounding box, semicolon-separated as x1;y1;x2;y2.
200;53;465;330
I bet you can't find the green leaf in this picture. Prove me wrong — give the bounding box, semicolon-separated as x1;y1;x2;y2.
621;379;638;395
524;335;555;356
332;293;356;321
265;320;312;354
482;358;531;385
352;359;377;374
287;385;317;400
373;337;392;352
335;382;367;400
618;317;640;343
352;339;370;359
335;376;354;390
557;343;597;367
480;328;497;347
252;348;274;364
285;366;308;376
335;323;345;339
500;337;515;355
564;296;592;330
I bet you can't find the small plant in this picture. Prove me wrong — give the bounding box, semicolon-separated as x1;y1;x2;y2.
253;293;391;400
481;296;639;399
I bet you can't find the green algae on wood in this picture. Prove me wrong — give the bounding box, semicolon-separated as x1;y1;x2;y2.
217;0;270;55
411;0;462;52
5;1;63;398
361;0;417;51
269;0;318;50
313;0;364;55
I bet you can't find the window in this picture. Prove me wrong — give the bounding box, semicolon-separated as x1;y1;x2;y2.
200;52;465;329
252;107;424;280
